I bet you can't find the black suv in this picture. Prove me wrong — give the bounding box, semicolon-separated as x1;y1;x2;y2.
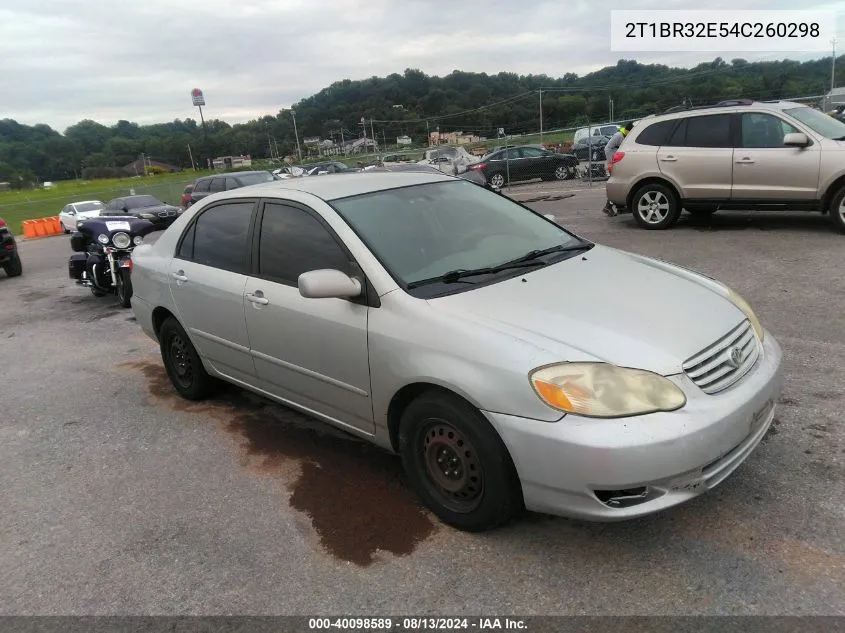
188;170;276;206
0;217;22;277
101;195;183;228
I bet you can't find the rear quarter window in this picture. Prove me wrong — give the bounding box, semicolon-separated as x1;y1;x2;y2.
634;120;678;146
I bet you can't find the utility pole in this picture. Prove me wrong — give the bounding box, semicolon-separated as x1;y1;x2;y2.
539;89;543;145
187;144;196;170
290;109;302;161
425;120;430;147
340;127;345;155
370;118;377;155
832;38;837;93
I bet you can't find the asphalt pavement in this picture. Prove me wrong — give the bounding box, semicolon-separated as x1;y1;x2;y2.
0;183;843;615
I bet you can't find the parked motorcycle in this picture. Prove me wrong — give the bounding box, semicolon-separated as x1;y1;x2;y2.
67;216;157;308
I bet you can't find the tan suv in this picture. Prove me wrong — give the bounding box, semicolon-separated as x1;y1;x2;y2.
605;100;845;233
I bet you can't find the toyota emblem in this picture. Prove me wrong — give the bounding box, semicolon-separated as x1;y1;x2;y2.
727;346;743;368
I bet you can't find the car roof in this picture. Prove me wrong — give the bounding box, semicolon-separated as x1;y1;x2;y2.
70;200;103;205
639;100;810;126
210;170;452;201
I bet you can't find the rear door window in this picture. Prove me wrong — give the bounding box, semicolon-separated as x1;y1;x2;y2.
209;178;226;193
635;120;677;146
193;179;211;193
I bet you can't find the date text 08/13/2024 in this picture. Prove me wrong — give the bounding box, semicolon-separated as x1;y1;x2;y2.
308;617;528;631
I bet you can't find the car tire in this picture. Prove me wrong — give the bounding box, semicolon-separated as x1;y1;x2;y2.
61;222;70;234
554;164;575;180
159;316;215;401
828;185;845;234
398;390;523;532
631;183;681;230
488;173;505;189
117;269;133;308
3;253;22;277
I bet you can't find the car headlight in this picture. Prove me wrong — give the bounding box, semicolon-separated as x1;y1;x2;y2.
529;362;686;418
97;233;109;244
138;212;156;219
133;235;143;245
112;232;131;249
726;288;764;342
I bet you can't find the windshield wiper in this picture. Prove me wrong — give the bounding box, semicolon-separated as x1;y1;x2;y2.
406;242;593;289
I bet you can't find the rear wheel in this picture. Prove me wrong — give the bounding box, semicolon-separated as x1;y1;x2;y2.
3;253;22;277
488;172;505;188
60;222;70;234
398;391;523;532
828;185;845;234
117;268;133;308
159;317;215;400
631;183;681;230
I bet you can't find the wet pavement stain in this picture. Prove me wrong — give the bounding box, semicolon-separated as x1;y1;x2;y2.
118;359;437;566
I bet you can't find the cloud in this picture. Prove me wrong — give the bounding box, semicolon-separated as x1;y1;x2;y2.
0;0;841;131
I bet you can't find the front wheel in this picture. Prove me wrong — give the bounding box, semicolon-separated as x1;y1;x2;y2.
61;222;70;234
398;391;523;532
159;317;216;400
828;185;845;234
3;253;22;277
631;183;681;230
117;268;133;308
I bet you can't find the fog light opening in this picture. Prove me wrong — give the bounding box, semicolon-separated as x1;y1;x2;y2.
594;486;657;508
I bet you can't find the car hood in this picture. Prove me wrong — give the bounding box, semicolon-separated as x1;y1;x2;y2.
427;245;746;375
134;204;180;213
77;210;103;219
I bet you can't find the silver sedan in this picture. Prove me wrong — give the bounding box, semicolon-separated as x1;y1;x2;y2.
129;171;782;531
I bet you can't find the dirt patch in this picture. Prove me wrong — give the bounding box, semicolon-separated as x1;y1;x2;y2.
118;359;437;566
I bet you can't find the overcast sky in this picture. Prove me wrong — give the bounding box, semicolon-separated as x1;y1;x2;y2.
1;0;842;132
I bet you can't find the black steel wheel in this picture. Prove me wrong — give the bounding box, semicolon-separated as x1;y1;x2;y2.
399;390;522;532
159;316;215;400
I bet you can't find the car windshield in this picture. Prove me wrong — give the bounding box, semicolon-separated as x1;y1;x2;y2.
784;106;845;139
237;172;276;185
125;195;163;209
331;181;583;295
74;202;103;212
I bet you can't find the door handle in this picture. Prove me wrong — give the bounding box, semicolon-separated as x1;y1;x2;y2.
659;156;677;162
172;270;188;282
735;158;755;164
246;291;269;306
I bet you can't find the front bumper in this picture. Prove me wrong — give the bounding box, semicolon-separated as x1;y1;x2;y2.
484;332;783;521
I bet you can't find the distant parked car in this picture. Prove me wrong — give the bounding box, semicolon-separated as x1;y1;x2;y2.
418;146;479;174
570;135;612;162
305;161;358;176
180;184;194;208
0;216;22;277
572;124;620;145
189;171;276;206
100;195;183;228
272;166;306;179
468;146;578;187
58;200;105;233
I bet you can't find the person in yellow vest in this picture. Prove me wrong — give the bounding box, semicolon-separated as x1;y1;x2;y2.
601;122;633;217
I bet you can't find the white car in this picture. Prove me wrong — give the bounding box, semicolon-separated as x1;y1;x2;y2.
59;200;105;233
418;147;479;174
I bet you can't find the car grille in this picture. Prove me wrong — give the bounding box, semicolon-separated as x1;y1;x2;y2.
156;209;177;218
682;320;761;394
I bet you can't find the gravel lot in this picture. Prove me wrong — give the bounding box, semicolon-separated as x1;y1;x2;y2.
1;183;843;615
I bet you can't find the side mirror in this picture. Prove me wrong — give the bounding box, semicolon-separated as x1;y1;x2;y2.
67;210;76;215
783;132;809;147
298;269;362;299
